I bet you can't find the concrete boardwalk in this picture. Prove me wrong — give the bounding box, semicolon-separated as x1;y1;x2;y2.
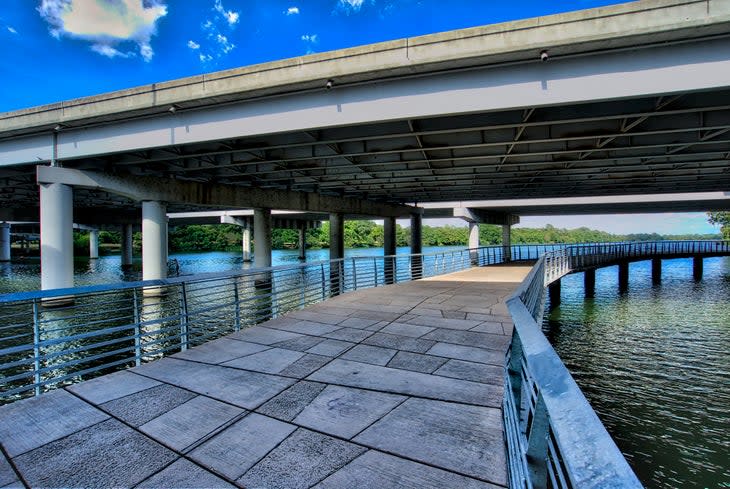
0;266;530;489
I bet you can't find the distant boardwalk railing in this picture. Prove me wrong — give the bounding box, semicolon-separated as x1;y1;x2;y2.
0;244;565;402
504;240;729;489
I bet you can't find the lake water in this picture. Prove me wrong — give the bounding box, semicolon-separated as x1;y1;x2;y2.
0;246;461;294
544;257;730;489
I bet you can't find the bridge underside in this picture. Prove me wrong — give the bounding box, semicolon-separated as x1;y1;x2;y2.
1;87;729;219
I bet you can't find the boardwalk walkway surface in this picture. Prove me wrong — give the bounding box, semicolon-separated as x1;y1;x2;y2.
0;265;531;489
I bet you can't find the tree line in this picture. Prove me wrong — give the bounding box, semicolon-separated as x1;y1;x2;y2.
72;220;722;255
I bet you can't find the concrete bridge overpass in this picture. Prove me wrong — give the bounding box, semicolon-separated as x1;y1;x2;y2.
0;0;729;291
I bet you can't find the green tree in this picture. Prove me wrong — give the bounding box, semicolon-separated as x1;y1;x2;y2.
708;212;730;239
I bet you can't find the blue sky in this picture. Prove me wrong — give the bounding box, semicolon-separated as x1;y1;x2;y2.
0;0;720;235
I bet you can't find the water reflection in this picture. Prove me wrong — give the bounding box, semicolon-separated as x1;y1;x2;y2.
545;257;730;488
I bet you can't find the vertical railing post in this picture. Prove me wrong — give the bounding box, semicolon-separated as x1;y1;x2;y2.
526;395;550;488
374;257;379;287
352;258;358;290
320;263;326;301
32;299;42;396
132;288;141;366
233;280;241;332
179;283;189;351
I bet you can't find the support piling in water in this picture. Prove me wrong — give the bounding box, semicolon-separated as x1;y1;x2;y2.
584;269;595;298
651;258;661;284
618;261;629;292
693;256;703;281
548;279;561;308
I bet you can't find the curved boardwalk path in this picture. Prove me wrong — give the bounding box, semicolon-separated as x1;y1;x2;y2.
0;265;531;489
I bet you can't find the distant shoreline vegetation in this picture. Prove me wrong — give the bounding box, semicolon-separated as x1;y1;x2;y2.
64;222;722;255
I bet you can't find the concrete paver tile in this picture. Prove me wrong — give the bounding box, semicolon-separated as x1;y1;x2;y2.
380;322;434;338
434;359;504;385
101;383;196;427
267;320;342;336
305;339;354;357
172;338;269;364
362;332;436;354
238;428;366;489
190;413;296;480
0;389;109;457
272;335;325;352
13;419;176;488
140;396;244;452
67;370;160;405
293;385;405;439
405;315;481;330
135;358;295;409
136;458;235;488
222;348;305;374
340;345;397;366
257;381;328;421
229;327;304;345
0;451;18;488
422;329;511;352
279;354;331;378
286;310;349;325
308;359;501;407
322;327;374;342
354;398;507;486
315;450;501;489
338;317;380;329
469;321;505;334
386;351;448;374
427;343;505;366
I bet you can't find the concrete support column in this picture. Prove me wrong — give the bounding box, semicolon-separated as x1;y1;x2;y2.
383;217;396;285
253;208;272;269
584;269;595;298
410;213;423;280
121;224;134;269
242;225;252;262
502;225;512;262
0;223;10;262
549;279;561;308
40;183;74;292
298;225;306;261
651;258;662;284
329;213;345;296
693;256;703;281
142;201;168;284
89;229;99;259
468;222;480;265
618;261;629;292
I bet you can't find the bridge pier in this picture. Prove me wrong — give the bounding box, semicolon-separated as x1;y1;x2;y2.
502;225;512;262
329;213;345;296
242;224;252;262
383;217;396;285
298;224;306;261
142;201;167;295
549;279;561;308
584;269;595;298
651;258;661;284
253;208;272;270
0;222;10;262
411;213;423;280
121;223;134;270
89;229;99;260
693;256;703;281
618;261;629;292
40;183;74;293
468;222;479;265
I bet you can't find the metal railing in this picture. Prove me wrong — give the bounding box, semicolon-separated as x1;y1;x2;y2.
0;244;556;402
504;240;730;489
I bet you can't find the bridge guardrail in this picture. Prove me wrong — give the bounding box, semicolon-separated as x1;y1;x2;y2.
0;243;554;402
504;240;729;489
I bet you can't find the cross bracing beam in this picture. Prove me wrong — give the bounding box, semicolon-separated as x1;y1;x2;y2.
36;166;417;217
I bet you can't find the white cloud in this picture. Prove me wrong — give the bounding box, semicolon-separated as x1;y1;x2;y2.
215;34;235;54
199;53;213;62
38;0;166;61
301;33;317;43
187;40;200;50
7;26;17;34
213;0;239;26
338;0;365;13
285;6;300;15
